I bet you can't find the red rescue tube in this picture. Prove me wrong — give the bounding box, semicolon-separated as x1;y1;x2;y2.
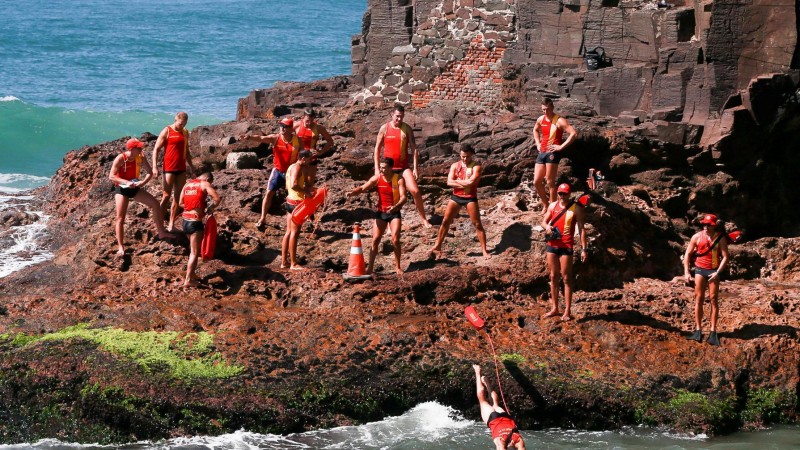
291;185;328;226
465;306;485;330
201;215;217;260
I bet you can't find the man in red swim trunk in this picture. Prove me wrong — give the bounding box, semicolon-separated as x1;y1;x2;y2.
473;364;526;450
152;111;196;232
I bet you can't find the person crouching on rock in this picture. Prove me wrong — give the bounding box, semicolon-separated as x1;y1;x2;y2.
109;138;176;256
281;150;314;270
178;172;221;287
683;213;729;346
473;364;526;450
541;183;587;321
430;143;490;259
347;157;407;275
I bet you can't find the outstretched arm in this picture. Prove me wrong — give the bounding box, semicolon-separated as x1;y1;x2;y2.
240;133;279;145
348;175;379;197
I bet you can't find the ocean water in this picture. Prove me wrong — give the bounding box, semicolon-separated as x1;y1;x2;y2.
0;0;364;277
0;402;798;449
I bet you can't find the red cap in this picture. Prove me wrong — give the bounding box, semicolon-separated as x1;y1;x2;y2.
280;117;294;127
700;213;718;226
126;138;145;150
557;183;571;194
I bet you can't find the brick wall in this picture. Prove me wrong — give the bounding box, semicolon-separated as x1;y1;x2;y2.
352;0;516;108
411;34;506;109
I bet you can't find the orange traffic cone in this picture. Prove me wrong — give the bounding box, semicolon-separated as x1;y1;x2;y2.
343;223;372;281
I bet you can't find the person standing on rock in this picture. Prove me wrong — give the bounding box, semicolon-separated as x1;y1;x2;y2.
473;364;526;450
281;150;314;270
178;172;221;287
347;157;407;275
541;183;587;321
294;108;334;184
373;104;431;228
683;213;729;346
109;138;176;256
429;144;490;259
240;117;302;229
532;98;577;210
152;111;196;233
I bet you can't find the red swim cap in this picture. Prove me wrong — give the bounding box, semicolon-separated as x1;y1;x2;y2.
557;183;571;194
126;138;145;150
700;213;718;226
280;117;294;127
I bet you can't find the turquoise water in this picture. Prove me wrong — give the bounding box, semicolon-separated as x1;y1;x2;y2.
0;0;365;184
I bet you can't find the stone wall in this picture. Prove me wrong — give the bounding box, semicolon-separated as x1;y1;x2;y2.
350;0;798;145
351;0;517;107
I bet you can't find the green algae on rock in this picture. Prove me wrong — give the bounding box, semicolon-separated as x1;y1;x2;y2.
6;324;242;379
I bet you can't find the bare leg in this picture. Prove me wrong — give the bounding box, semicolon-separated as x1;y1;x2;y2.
431;200;460;258
465;200;489;257
532;163;548;210
114;194;129;254
160;172;175;229
280;213;291;268
389;217;403;274
560;253;574;321
368;219;387;274
709;278;720;332
133;191;174;239
258;190;276;227
545;162;559;203
694;274;707;331
473;365;495;424
403;169;431;227
544;251;561;317
168;171;187;233
184;230;202;286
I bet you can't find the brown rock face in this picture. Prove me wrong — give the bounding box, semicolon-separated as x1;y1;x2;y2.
1;0;800;443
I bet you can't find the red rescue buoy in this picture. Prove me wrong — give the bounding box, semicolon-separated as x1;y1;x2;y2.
201;214;217;260
291;185;328;226
465;306;485;330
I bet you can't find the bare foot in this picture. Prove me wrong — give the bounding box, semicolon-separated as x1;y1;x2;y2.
561;314;574;321
290;265;305;271
183;280;199;288
429;248;442;260
157;231;176;240
395;266;404;275
256;219;265;229
482;252;492;259
279;261;289;269
543;310;561;318
422;219;433;229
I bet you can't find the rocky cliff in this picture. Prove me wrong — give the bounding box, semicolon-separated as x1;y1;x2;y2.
1;0;799;444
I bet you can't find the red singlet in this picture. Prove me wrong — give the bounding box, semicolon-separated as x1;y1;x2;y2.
382;122;412;171
116;151;141;185
163;126;189;172
695;231;722;270
376;173;400;213
296;123;319;150
273;134;301;173
547;202;578;248
539;114;564;151
453;161;479;199
181;179;207;220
